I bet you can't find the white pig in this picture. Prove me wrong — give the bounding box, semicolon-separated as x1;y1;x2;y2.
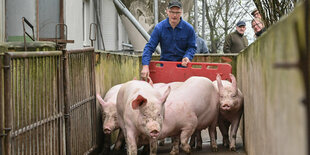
159;76;219;154
116;80;171;155
213;74;244;151
96;84;124;150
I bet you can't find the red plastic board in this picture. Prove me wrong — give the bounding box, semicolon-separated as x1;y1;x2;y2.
149;61;232;83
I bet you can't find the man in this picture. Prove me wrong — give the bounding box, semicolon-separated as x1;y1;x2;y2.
223;21;248;53
251;9;262;19
196;33;209;53
140;0;196;79
252;18;266;38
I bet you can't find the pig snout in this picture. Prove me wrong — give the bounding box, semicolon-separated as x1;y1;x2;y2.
103;127;112;134
150;130;160;138
146;122;161;139
221;103;231;110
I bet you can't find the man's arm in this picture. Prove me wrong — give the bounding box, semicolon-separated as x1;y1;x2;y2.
183;28;197;65
141;25;161;79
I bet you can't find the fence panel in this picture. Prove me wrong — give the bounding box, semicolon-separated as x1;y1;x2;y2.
65;48;96;154
4;51;64;155
0;54;4;155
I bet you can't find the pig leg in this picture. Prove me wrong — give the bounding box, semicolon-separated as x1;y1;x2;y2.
158;139;165;146
229;118;241;151
208;123;218;152
180;128;195;154
125;130;138;155
114;129;124;150
149;139;158;155
196;130;202;150
189;130;202;150
169;136;180;155
218;119;230;148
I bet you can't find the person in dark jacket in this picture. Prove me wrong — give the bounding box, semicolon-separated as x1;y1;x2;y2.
223;21;248;53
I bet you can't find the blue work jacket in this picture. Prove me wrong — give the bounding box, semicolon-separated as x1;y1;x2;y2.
142;18;197;65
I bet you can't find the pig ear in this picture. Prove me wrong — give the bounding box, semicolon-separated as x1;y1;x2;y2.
160;86;171;103
132;95;147;109
230;74;238;94
216;74;223;91
96;93;106;107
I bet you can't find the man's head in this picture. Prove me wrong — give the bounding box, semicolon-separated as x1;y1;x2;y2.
251;9;262;19
251;18;264;33
166;0;183;27
236;21;246;35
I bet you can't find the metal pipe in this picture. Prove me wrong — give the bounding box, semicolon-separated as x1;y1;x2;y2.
4;53;12;155
202;0;206;40
113;0;161;54
62;49;71;155
154;0;158;25
194;0;198;32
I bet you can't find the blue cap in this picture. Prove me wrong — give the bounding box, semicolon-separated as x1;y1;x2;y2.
168;0;182;9
236;21;246;27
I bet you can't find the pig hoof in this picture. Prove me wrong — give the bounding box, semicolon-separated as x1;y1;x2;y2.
169;150;179;155
196;145;202;150
182;144;191;153
211;147;218;152
230;147;236;151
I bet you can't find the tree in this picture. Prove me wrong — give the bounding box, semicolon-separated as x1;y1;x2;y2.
252;0;298;27
190;0;252;53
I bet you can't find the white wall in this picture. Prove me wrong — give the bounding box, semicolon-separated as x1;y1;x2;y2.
6;0;36;40
0;0;5;42
64;0;84;49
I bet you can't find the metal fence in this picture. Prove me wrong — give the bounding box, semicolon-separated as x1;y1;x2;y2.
0;48;96;155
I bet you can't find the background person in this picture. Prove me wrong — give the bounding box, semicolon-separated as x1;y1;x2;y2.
140;0;196;80
251;9;262;19
252;18;266;38
196;33;209;53
223;21;248;53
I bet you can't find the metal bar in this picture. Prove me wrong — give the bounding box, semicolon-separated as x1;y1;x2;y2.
69;97;95;112
4;53;12;155
91;50;96;147
89;23;97;47
0;55;3;155
66;48;94;54
305;0;310;153
10;113;63;138
194;0;198;31
202;0;206;40
62;49;71;155
154;0;158;25
23;17;28;51
60;0;64;39
6;51;62;59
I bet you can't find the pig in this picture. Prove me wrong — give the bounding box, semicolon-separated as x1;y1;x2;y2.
153;82;183;146
96;84;124;151
213;74;244;151
158;76;219;154
116;80;171;155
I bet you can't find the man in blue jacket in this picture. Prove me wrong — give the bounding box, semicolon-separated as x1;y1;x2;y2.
140;0;197;79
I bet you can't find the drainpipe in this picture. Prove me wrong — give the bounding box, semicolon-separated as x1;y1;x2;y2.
113;0;161;54
194;0;198;32
154;0;158;25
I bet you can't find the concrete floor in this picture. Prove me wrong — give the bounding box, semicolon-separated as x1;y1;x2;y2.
157;128;246;155
106;128;246;155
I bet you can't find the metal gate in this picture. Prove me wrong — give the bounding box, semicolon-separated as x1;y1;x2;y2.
0;48;96;155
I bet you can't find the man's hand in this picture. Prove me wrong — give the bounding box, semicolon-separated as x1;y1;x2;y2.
140;65;150;81
181;57;190;67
